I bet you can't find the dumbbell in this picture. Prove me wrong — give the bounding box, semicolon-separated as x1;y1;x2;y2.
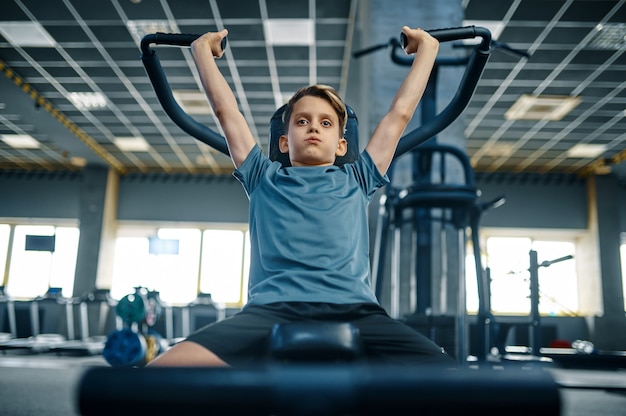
103;328;168;367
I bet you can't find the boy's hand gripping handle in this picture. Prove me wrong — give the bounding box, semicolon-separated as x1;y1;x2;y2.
140;33;227;57
400;26;491;52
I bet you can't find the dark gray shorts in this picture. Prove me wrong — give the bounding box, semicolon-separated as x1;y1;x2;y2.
185;302;454;366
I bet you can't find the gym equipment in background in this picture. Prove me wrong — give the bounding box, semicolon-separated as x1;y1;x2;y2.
357;31;527;364
0;287;73;353
492;251;626;370
50;289;117;356
102;287;168;367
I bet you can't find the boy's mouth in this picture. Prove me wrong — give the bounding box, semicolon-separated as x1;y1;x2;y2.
305;137;321;143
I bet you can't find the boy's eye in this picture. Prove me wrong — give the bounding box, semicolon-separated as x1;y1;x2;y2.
297;119;308;125
322;120;332;127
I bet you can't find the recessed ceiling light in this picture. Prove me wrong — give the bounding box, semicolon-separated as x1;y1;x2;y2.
172;90;212;115
0;21;56;47
505;94;581;121
70;156;87;167
1;134;41;149
482;142;515;158
126;20;179;46
263;19;315;46
68;92;108;110
113;136;150;152
589;23;626;50
567;144;607;158
462;20;505;44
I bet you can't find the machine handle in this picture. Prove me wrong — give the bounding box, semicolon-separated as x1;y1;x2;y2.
394;26;492;158
141;33;227;55
400;25;491;52
140;33;230;155
139;27;491;159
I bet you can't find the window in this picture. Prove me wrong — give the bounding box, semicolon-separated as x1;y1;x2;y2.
5;224;79;299
467;235;577;316
199;229;250;306
110;228;201;305
110;225;249;307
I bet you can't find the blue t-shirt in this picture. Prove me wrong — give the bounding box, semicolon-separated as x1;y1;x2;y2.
233;145;390;306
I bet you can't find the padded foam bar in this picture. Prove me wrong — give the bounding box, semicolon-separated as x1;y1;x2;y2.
141;33;201;50
427;25;491;48
78;365;560;416
269;322;364;362
140;51;230;155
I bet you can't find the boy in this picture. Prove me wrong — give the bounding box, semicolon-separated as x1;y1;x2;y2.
150;26;453;366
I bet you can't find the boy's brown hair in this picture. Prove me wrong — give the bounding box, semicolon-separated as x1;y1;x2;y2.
282;84;348;136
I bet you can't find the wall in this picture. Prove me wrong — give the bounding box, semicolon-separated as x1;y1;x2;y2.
117;173;249;224
475;172;588;229
0;170;248;224
0;170;81;219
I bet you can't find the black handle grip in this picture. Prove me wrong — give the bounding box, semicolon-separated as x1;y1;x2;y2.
400;26;491;50
393;26;492;157
153;32;202;46
141;46;230;155
141;33;227;56
427;26;484;42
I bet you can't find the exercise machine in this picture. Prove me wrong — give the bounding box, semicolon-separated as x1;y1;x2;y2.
359;34;527;364
0;287;71;353
102;287;168;367
79;364;560;416
77;25;563;415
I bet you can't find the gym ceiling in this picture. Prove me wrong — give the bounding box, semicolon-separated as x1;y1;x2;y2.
0;0;624;179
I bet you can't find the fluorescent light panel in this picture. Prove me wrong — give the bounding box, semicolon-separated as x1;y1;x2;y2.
505;94;581;121
263;19;315;46
567;144;607;158
68;92;108;110
113;136;150;152
0;21;56;47
589;23;626;50
481;142;515;158
1;134;41;149
70;156;87;167
126;20;179;46
172;90;212;115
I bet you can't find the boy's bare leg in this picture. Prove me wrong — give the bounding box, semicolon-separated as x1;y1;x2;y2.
148;340;228;367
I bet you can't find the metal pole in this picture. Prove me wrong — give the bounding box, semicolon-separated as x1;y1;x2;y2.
528;250;542;355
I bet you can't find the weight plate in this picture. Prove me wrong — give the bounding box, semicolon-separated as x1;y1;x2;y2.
103;328;147;367
116;293;146;324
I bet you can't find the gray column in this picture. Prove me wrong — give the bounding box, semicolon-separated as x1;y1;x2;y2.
73;165;110;297
593;175;626;350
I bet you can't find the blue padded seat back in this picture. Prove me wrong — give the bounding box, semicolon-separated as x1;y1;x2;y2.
269;104;360;167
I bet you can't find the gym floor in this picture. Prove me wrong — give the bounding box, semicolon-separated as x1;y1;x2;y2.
0;352;625;416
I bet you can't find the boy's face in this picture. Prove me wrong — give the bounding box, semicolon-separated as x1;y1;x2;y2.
279;95;347;167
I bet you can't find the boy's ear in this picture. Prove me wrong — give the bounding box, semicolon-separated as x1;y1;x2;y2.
278;134;289;153
336;137;348;157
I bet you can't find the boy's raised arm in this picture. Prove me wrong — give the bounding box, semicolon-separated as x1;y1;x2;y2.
365;26;439;176
191;29;256;168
